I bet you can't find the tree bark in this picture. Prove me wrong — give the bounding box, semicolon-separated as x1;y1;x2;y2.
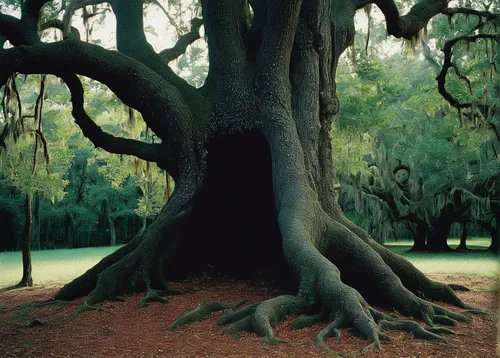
19;193;33;287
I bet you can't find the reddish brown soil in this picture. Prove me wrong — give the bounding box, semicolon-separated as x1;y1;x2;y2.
0;274;498;358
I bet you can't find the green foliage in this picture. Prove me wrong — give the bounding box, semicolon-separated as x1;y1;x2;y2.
333;7;499;242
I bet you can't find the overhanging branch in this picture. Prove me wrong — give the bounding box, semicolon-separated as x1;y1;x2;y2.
62;74;166;167
372;0;449;40
0;39;192;141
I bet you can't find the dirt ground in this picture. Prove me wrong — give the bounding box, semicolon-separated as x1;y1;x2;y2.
0;274;498;358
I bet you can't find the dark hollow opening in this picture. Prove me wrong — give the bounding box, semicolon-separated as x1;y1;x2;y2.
185;132;293;287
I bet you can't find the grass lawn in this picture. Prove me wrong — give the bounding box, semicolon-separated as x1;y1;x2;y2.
0;238;498;287
385;238;499;277
0;246;122;288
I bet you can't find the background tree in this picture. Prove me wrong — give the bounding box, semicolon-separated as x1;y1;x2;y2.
333;3;499;252
1;0;497;351
0;74;72;287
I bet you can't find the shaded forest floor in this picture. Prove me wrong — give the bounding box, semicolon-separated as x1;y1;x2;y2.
0;274;498;357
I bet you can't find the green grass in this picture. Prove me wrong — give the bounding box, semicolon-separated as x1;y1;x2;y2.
0;246;122;288
385;238;499;277
0;238;498;288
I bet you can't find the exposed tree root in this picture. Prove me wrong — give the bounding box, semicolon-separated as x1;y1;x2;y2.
461;308;490;315
433;315;457;326
221;296;306;343
138;289;169;308
379;320;447;342
54;239;142;301
315;319;342;353
169;301;246;329
0;282;32;292
73;302;106;317
426;326;457;335
217;302;260;326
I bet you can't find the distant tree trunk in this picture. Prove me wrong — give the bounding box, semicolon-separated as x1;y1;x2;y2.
64;211;72;248
426;224;452;252
44;215;52;249
106;209;116;246
19;193;33;287
409;222;427;251
456;222;468;251
491;175;500;254
87;226;92;247
33;193;41;250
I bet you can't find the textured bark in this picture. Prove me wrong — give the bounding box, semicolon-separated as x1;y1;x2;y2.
20;193;33;287
0;0;476;348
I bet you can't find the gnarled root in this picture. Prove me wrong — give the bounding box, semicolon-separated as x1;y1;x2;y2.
380;320;447;342
169;301;246;329
220;295;306;343
54;188;194;316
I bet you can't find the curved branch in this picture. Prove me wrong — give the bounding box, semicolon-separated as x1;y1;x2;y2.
158;18;203;63
437;33;499;109
373;0;449;40
0;39;193;143
62;74;166;168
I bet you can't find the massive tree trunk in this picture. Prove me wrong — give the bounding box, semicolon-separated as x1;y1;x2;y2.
0;0;474;349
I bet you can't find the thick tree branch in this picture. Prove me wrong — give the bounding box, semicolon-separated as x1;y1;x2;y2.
0;39;193;145
0;13;31;46
158;18;202;63
109;0;205;117
373;0;449;40
62;74;166;167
